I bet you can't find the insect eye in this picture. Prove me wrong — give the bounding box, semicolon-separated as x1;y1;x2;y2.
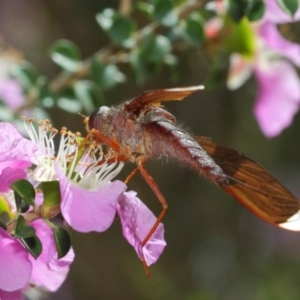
88;106;111;131
88;108;100;130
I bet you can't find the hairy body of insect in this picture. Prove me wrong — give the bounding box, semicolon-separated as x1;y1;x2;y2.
89;103;228;188
87;85;300;259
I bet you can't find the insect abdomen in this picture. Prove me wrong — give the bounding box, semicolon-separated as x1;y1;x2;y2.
145;119;228;187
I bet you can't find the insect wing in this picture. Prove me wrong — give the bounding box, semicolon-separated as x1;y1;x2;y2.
125;85;204;112
195;136;300;231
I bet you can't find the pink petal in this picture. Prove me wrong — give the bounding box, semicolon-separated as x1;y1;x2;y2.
263;0;300;23
57;166;127;232
259;21;300;67
0;123;43;165
0;161;30;171
0;167;26;192
0;79;24;110
0;289;23;300
0;228;32;292
117;191;166;266
29;220;75;292
254;60;300;137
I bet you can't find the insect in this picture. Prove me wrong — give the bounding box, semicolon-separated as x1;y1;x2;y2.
87;85;300;267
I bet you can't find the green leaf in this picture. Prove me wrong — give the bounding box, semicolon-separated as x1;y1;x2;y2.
42;181;61;208
21;235;42;259
139;32;171;62
277;0;299;16
74;80;105;111
181;19;204;46
57;96;82;113
0;195;14;219
96;9;136;47
228;0;246;22
153;0;178;26
0;218;7;230
91;60;126;91
37;76;55;108
246;0;265;21
53;226;71;259
224;17;256;56
74;80;95;113
10;61;38;91
14;215;36;238
50;39;81;72
10;179;35;207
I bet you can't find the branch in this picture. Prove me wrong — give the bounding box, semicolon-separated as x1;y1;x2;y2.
49;0;211;94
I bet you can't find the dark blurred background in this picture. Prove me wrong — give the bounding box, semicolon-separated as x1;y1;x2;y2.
2;0;300;299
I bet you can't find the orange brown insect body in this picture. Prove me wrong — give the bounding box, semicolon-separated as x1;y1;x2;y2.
87;85;300;268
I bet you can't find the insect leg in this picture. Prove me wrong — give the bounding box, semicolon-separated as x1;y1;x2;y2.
124;158;150;184
89;128;121;151
137;164;168;248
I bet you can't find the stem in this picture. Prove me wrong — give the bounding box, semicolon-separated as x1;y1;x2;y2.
6;210;40;234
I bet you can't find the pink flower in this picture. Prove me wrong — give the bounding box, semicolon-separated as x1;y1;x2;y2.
0;221;74;298
226;2;300;137
263;0;300;23
0;122;43;166
29;220;75;292
0;228;32;294
0;119;166;284
0;79;24;110
117;191;166;266
254;59;300;137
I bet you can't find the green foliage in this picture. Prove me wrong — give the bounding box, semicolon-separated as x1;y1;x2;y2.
42;181;61;208
96;9;136;47
74;80;104;113
10;179;36;208
11;61;38;91
53;226;72;259
0;219;7;230
91;60;126;91
130;31;172;84
50;39;82;72
14;215;36;238
228;0;265;22
152;0;178;26
224;17;256;56
277;0;299;16
179;12;205;46
21;235;42;259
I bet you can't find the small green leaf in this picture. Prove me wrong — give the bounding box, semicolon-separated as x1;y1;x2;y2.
96;9;136;47
246;0;265;21
20;201;30;213
53;226;71;259
42;181;61;208
74;80;105;112
91;61;126;91
57;95;82;113
277;0;299;16
10;179;35;207
139;32;171;62
10;61;38;91
181;19;204;46
228;0;246;22
224;17;256;56
0;195;14;219
14;215;36;238
0;218;7;230
50;39;81;72
37;76;55;108
153;0;178;26
21;235;42;259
